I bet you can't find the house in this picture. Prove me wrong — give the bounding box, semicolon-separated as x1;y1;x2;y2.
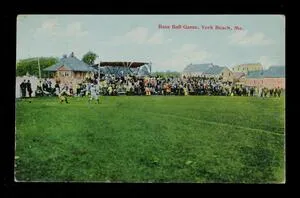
232;63;263;74
181;63;213;77
202;65;234;82
245;66;285;89
44;52;96;84
233;72;246;83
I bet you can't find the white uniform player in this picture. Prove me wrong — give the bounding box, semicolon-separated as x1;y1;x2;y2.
55;87;60;96
89;84;99;104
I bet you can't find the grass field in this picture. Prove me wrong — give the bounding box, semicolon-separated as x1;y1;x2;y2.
15;95;285;183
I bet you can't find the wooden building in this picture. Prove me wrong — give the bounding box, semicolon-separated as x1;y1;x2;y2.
203;65;234;82
43;52;95;84
245;66;285;89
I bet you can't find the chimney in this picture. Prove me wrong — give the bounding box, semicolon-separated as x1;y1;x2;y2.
70;52;74;57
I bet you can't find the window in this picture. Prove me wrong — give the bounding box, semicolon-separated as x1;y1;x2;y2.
63;71;71;77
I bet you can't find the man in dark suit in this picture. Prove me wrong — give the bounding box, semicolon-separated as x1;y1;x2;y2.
20;80;27;98
26;80;33;98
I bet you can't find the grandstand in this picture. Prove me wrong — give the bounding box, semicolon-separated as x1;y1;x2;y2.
92;61;151;77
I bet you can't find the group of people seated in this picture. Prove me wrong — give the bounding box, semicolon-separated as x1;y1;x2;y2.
36;74;284;98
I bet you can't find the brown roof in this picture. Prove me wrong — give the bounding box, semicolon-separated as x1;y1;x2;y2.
233;72;245;79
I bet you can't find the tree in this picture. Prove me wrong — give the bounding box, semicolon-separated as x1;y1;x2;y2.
16;57;59;77
82;51;98;65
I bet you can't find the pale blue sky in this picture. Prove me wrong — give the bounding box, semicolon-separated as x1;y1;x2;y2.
17;15;285;72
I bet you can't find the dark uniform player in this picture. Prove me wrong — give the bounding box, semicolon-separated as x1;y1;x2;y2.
20;80;27;98
274;87;278;97
250;87;254;96
277;87;282;97
58;90;69;104
26;80;32;98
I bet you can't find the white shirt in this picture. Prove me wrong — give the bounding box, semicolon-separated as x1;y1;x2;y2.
90;86;97;95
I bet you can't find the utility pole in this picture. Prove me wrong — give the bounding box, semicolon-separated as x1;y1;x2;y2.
98;61;100;82
149;62;152;73
38;57;41;77
38;57;42;87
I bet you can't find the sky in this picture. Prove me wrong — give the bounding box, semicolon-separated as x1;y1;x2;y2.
17;15;285;72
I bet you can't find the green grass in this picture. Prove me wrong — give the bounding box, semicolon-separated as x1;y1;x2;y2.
15;95;285;183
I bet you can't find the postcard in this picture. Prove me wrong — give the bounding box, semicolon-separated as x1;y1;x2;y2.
15;15;285;183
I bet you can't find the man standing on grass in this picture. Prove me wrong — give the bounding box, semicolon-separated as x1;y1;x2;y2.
20;80;27;99
259;86;263;97
270;88;274;97
89;83;100;104
274;87;278;97
26;80;32;98
55;82;60;96
250;87;254;96
277;87;282;97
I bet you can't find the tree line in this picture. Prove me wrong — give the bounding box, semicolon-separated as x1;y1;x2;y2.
16;57;59;77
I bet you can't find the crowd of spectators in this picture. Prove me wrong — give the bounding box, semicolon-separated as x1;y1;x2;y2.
35;74;283;98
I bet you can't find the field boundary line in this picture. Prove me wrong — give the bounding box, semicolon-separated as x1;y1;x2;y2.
140;110;284;136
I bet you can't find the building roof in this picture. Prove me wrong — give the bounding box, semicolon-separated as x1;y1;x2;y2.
92;65;150;76
247;70;264;78
263;66;285;78
233;72;245;79
203;65;226;75
44;53;95;72
234;63;262;68
246;66;285;78
182;63;213;73
137;66;150;76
